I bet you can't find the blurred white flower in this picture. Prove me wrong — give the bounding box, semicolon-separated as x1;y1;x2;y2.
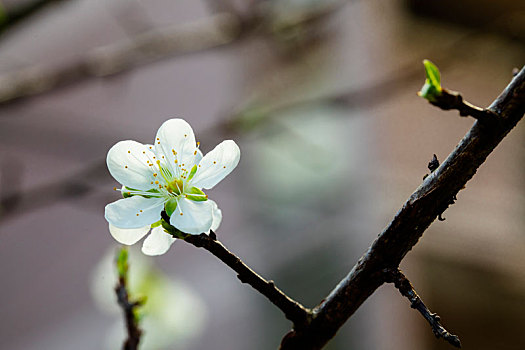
91;248;207;350
105;118;240;255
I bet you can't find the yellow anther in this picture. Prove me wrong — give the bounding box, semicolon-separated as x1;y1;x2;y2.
156;138;160;140
194;150;197;155
153;173;157;177
180;213;183;215
155;181;159;184
151;181;154;184
128;151;130;153
197;141;200;146
125;165;128;168
175;160;178;164
223;166;226;168
140;210;143;212
113;187;117;191
142;151;145;154
184;134;187;137
136;214;139;216
213;161;216;164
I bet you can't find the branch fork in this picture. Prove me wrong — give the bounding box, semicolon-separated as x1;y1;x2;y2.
151;67;524;350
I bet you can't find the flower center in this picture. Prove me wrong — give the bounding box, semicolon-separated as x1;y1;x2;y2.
167;178;184;195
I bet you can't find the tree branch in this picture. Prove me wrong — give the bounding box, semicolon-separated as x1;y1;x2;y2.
279;67;525;349
115;279;143;350
160;211;312;328
0;12;243;104
384;268;461;348
429;88;499;121
0;0;70;37
115;248;144;350
0;1;345;106
186;234;313;326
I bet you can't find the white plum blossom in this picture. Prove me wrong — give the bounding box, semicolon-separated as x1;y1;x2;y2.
105;118;240;255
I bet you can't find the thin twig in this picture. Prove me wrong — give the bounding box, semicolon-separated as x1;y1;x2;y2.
160;212;312;327
0;1;345;106
186;234;312;326
279;68;525;349
429;88;499;121
0;12;243;104
384;268;461;348
115;278;143;350
0;0;70;37
229;29;490;128
115;248;144;350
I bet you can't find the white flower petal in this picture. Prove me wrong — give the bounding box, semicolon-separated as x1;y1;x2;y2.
190;140;240;189
195;148;203;165
142;226;177;256
170;198;213;234
107;140;157;190
108;224;150;245
210;200;222;232
154;119;199;174
105;196;164;229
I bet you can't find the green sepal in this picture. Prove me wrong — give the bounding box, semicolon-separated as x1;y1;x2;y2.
160;219;187;239
187;164;198;181
150;220;162;228
122;186;133;198
116;247;129;281
0;3;7;26
186;187;207;201
418;59;442;102
164;198;178;216
122;186;159;199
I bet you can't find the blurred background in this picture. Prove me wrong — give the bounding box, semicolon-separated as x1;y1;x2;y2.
0;0;524;349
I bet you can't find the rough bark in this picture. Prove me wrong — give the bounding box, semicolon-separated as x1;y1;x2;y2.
279;67;525;349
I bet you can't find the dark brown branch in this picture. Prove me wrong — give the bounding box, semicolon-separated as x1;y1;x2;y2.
185;234;312;326
0;0;70;37
279;68;525;350
0;12;243;104
0;1;345;106
384;269;461;348
115;273;143;350
429;88;499;121
160;213;311;327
